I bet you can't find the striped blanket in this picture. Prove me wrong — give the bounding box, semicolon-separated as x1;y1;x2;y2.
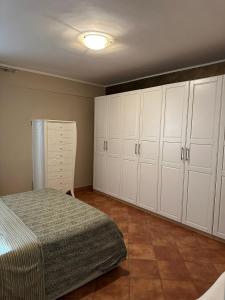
0;200;45;299
0;189;127;299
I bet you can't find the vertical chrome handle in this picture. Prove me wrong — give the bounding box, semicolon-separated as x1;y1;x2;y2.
106;141;108;152
181;147;184;161
138;143;141;155
135;143;138;155
186;148;190;161
103;141;106;151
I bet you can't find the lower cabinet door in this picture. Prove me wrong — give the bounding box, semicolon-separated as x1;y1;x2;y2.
93;153;107;193
158;165;184;221
183;170;215;233
106;156;121;198
120;159;138;204
137;162;158;212
214;177;225;239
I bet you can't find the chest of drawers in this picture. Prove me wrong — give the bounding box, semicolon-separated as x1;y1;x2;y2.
32;120;77;196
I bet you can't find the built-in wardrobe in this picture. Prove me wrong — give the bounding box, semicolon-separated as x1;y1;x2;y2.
93;75;225;238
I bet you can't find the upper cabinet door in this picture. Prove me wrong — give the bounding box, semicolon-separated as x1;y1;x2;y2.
122;91;141;140
214;77;225;239
94;96;108;139
158;82;189;221
137;86;163;212
183;76;222;233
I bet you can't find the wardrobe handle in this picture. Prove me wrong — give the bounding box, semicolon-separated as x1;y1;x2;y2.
135;143;138;155
181;147;185;161
138;143;141;155
106;141;108;152
186;148;190;161
103;141;106;151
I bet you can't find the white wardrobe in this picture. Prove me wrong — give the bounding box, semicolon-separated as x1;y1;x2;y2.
94;75;225;238
32;120;77;196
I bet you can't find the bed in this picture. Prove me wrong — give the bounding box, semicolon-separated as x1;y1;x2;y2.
0;189;127;299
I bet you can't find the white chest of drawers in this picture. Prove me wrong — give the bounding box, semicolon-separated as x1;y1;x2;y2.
32;119;77;196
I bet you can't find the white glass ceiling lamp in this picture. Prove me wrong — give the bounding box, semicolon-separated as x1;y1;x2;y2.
79;32;113;50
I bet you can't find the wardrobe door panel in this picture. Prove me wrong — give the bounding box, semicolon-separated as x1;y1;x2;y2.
158;82;189;221
138;87;163;212
120;159;138;204
93;96;108;192
93;153;107;192
160;166;183;219
162;142;182;166
139;162;158;211
141;88;162;139
108;94;122;138
123;92;140;140
95;96;108;138
218;177;225;235
141;141;158;162
213;76;225;239
123;140;138;160
106;95;122;198
95;137;105;154
106;156;121;197
120;91;140;204
163;87;185;138
186;171;211;228
183;76;222;233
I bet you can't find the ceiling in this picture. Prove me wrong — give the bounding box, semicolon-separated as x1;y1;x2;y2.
1;0;225;86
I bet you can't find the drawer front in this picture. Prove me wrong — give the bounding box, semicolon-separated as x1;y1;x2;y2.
48;151;73;160
47;143;73;152
47;178;73;191
48;136;73;145
48;130;74;139
48;166;73;179
48;172;72;180
48;157;73;167
47;122;74;132
47;165;73;175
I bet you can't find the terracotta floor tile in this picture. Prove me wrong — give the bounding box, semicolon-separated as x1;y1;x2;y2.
214;263;225;274
175;235;200;249
193;280;214;298
162;280;198;300
128;223;152;244
129;243;156;260
130;278;164;300
154;245;183;262
94;276;129;300
197;235;225;250
151;233;175;247
179;247;225;264
59;191;225;300
158;260;190;280
185;261;219;284
129;259;160;278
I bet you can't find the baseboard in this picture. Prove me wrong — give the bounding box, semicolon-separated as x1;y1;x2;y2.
93;189;225;245
74;185;93;192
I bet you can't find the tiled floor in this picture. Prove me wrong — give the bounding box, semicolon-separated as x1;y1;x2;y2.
60;190;225;300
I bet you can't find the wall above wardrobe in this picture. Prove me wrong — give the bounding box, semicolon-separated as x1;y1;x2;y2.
106;61;225;95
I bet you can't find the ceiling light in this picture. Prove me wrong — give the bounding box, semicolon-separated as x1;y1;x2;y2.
79;32;113;50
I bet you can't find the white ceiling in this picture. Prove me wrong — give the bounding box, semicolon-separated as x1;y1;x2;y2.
1;0;225;86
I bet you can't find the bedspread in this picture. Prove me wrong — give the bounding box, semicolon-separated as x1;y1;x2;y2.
0;199;45;299
1;189;127;299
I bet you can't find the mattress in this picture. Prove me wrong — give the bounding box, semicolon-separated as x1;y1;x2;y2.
0;189;127;299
